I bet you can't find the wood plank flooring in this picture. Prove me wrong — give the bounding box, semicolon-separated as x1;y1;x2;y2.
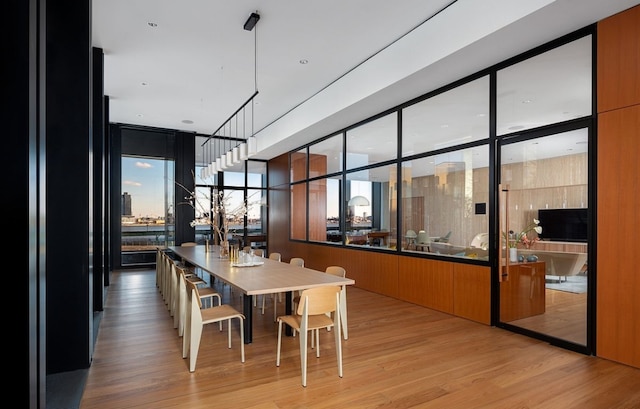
80;268;640;408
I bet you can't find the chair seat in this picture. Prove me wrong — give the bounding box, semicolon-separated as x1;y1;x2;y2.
200;304;245;323
278;313;334;331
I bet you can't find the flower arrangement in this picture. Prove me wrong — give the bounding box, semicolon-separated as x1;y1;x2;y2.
505;218;543;249
176;172;250;251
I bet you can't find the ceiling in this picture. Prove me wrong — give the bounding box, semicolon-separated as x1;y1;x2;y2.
92;0;638;166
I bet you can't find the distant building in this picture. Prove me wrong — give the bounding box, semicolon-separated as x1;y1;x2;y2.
122;192;132;216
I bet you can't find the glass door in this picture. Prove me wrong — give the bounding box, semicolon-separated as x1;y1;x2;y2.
498;130;589;347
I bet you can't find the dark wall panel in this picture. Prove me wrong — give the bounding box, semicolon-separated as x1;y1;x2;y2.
45;0;92;373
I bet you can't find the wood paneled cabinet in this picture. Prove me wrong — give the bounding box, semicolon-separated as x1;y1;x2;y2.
532;241;587;253
500;261;546;322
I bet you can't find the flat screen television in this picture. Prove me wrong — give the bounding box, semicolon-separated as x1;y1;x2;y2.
537;208;588;242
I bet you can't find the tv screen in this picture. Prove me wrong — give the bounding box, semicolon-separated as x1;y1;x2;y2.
537;208;588;242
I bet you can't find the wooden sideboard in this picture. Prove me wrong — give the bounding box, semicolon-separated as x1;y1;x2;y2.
500;261;546;322
524;240;587;253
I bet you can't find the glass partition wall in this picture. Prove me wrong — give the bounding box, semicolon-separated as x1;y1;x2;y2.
289;31;593;349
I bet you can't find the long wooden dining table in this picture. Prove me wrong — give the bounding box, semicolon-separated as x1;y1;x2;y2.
168;245;355;343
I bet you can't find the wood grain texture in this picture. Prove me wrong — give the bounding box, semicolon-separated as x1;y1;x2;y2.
595;5;640;369
80;269;640;408
597;5;640;113
597;105;640;368
453;263;491;324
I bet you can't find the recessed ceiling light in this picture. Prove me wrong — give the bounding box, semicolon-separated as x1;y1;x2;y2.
136;114;143;118
148;22;158;28
299;59;309;64
521;99;532;104
141;82;148;86
182;120;194;124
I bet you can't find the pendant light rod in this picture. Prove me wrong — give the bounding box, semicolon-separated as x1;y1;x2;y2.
202;90;259;146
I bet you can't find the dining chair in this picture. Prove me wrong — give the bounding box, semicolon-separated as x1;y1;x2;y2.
174;264;221;335
290;257;304;267
256;252;283;319
273;257;305;322
165;255;207;315
268;252;281;261
292;265;349;340
183;278;245;372
324;266;349;340
276;286;343;387
253;248;264;257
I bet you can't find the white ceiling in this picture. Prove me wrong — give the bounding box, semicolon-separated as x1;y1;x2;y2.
92;0;638;165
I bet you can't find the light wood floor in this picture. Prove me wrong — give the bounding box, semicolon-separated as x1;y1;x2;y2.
80;268;640;408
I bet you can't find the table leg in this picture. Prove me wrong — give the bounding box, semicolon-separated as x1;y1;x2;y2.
285;290;293;336
242;294;253;344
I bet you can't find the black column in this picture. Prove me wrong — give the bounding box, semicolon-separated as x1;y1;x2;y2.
45;0;93;374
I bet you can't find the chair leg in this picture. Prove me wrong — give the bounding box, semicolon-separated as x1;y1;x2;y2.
238;316;245;363
189;323;203;372
300;328;308;387
276;320;283;366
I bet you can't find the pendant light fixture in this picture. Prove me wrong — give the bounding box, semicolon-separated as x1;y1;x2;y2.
200;11;261;169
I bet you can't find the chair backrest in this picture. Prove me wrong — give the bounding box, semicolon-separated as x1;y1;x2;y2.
181;242;197;247
470;233;489;249
185;278;203;309
243;246;251;253
253;248;264;257
405;230;417;239
290;257;305;267
437;231;451;243
296;286;341;316
325;266;346;278
417;230;429;244
269;252;281;261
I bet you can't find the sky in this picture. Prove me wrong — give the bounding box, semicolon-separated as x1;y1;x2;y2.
122;157;263;219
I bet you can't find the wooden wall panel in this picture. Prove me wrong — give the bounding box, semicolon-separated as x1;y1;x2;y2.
597;5;640;113
597;105;640;368
453;263;491;324
398;257;453;314
596;5;640;369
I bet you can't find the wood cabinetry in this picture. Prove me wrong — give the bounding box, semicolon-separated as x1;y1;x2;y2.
500;261;546;322
533;241;587;253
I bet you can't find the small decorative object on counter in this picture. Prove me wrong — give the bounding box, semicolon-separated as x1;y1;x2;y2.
526;254;539;262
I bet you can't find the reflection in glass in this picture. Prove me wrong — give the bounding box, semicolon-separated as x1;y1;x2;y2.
346;166;395;250
497;36;592;136
401;146;489;259
403;76;489;156
499;129;588;346
309;134;343;176
346;113;397;169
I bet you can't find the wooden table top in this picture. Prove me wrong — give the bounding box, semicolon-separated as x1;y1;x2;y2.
168;245;355;296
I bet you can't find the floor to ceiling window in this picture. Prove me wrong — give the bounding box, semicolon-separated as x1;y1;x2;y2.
195;138;268;250
121;156;175;265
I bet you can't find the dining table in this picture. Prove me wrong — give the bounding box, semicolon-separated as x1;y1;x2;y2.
168;245;355;343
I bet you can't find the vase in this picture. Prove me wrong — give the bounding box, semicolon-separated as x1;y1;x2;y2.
509;247;518;262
